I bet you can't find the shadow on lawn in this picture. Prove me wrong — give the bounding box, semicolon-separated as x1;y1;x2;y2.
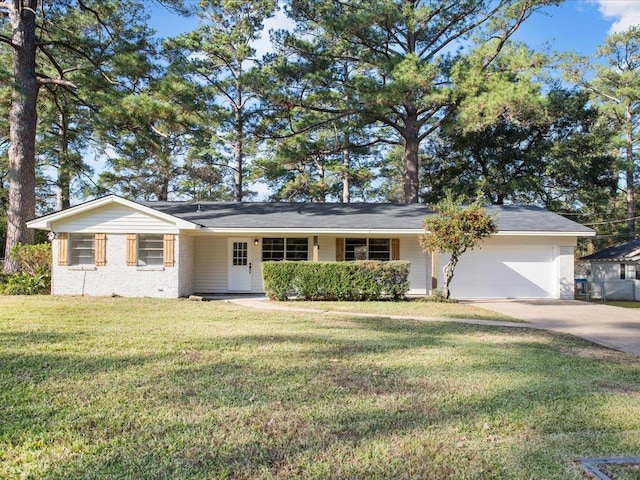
4;315;640;480
1;348;172;449
0;330;75;345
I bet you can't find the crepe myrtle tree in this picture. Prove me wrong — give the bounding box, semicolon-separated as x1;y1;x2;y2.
420;196;497;299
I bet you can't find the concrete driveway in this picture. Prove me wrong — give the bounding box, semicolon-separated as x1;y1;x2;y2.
226;295;640;356
465;299;640;355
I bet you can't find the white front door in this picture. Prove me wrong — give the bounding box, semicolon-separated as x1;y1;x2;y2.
228;238;253;291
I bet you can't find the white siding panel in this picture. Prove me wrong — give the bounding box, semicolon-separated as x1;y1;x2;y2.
401;237;428;294
193;237;227;292
52;204;177;234
591;263;623;284
318;236;337;261
590;262;639;300
250;240;263;292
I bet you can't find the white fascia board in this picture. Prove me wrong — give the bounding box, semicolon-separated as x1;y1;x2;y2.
192;228;593;237
493;231;595;237
194;228;426;236
27;195;199;231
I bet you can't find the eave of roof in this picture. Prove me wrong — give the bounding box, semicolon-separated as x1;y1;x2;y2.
191;228;590;237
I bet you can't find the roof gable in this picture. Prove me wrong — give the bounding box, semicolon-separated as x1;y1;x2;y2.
26;195;198;232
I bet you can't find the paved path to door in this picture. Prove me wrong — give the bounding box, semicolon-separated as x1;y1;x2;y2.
464;299;640;356
227;296;640;356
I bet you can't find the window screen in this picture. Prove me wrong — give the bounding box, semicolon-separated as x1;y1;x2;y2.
345;238;390;261
70;234;95;265
262;238;308;261
138;234;164;266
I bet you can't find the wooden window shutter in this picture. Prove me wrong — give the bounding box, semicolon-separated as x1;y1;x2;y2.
126;234;137;266
95;233;106;266
57;233;68;266
391;238;400;261
336;238;345;262
163;234;175;267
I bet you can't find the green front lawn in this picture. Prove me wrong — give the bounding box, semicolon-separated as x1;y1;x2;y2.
1;296;639;479
278;299;518;321
601;300;640;309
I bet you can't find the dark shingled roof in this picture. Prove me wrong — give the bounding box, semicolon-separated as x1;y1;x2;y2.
581;237;640;261
139;201;593;233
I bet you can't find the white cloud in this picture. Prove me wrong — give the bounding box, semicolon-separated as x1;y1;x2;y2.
594;0;640;33
252;8;296;58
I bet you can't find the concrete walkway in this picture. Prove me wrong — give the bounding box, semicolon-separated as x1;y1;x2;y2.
225;296;640;356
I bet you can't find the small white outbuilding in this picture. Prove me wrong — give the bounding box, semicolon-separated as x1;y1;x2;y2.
581;237;640;301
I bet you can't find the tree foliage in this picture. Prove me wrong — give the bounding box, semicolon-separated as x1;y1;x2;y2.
1;0;635;264
566;26;640;238
0;0;158;272
168;0;277;201
423;87;618;208
421;196;497;299
267;0;559;203
96;68;199;201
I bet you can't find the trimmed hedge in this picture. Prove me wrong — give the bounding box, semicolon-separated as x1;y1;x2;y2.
262;261;410;301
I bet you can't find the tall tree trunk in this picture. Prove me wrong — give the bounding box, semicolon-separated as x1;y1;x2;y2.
626;162;634;238
402;129;420;204
342;132;350;203
4;0;38;274
233;110;243;202
626;106;635;238
401;104;420;204
56;111;71;211
159;176;169;201
233;80;243;202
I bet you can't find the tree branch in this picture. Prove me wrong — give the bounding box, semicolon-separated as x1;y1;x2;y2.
481;5;531;70
149;123;169;138
0;33;15;48
77;0;115;40
36;76;78;89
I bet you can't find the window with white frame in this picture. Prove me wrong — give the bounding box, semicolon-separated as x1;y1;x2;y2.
262;238;308;261
345;238;390;261
625;263;639;280
138;234;164;266
69;234;95;265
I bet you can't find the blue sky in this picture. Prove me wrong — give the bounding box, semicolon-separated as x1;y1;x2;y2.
148;0;640;58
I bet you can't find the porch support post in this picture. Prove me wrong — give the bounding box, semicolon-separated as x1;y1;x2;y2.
431;250;438;292
313;236;319;262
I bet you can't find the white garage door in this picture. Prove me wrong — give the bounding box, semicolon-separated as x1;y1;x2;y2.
446;244;555;299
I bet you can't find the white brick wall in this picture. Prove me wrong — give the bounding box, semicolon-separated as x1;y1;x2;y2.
52;234;182;298
555;245;575;300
